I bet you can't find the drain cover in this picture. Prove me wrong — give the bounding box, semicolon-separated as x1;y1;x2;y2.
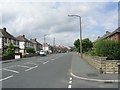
87;73;98;77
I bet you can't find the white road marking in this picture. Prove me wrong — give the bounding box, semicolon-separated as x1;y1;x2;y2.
68;85;72;88
43;61;49;64
24;62;38;65
17;65;30;68
69;81;72;84
0;75;13;82
2;68;19;73
36;61;43;63
3;65;17;69
51;59;55;60
71;72;120;82
70;77;72;80
25;66;38;72
0;65;17;70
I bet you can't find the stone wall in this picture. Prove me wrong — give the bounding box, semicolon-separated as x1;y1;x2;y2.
83;54;119;74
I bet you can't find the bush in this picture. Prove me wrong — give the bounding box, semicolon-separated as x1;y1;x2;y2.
26;48;35;53
93;39;120;60
3;43;14;60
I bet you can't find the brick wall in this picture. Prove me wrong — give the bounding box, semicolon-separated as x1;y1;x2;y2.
83;54;119;74
111;33;120;42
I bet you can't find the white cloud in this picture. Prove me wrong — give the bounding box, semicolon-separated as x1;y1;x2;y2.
0;2;118;46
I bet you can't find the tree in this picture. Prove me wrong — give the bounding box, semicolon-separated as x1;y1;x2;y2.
74;38;93;53
3;43;15;60
82;38;93;52
74;39;80;52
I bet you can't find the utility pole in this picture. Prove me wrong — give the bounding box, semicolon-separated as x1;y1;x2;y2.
53;37;55;46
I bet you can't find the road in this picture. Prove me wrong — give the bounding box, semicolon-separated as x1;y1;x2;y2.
1;53;118;88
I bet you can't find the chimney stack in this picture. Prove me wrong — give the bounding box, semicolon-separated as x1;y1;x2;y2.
23;35;25;37
3;27;6;32
97;36;100;39
106;31;110;34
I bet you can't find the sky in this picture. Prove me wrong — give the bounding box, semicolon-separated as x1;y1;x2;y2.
0;0;119;47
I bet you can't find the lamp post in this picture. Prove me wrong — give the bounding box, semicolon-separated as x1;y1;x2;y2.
53;37;55;53
68;14;82;58
44;34;47;50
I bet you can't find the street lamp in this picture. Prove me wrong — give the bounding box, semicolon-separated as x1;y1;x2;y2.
44;34;47;50
68;14;82;58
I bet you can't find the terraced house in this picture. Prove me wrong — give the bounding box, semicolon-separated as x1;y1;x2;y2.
16;35;32;55
30;38;42;53
0;28;19;56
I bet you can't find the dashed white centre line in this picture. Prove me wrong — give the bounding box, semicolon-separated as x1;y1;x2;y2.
68;77;72;88
43;61;49;64
0;75;13;82
69;81;72;84
68;85;72;88
25;66;38;72
2;68;19;73
70;77;72;80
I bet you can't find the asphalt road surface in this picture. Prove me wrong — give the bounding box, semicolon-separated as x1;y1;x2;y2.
1;53;118;88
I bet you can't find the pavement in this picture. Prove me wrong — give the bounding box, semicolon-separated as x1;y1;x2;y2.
71;53;119;83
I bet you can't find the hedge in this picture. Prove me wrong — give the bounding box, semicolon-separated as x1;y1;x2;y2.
92;39;120;60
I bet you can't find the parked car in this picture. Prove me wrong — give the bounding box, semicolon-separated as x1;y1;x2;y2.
39;50;47;56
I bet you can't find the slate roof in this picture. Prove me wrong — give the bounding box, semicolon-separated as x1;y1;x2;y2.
16;35;30;42
108;27;120;37
101;31;111;39
0;28;16;40
30;39;42;45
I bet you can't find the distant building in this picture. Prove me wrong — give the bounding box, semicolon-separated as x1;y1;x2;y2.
30;38;42;53
42;43;52;53
0;27;19;55
16;35;32;55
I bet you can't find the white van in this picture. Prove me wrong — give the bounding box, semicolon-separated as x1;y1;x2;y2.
39;50;47;56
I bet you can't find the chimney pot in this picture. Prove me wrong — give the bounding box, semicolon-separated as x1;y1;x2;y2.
98;36;100;38
106;31;110;34
3;27;6;31
23;35;25;37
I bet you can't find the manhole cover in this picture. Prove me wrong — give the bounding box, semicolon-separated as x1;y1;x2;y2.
87;73;98;77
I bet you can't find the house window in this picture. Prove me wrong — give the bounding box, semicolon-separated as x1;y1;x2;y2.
8;38;11;43
17;41;19;45
13;40;16;45
4;37;7;43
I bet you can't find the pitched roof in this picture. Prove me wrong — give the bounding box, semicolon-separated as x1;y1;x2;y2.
0;28;16;40
108;27;120;37
16;35;29;42
30;38;42;45
101;31;111;39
